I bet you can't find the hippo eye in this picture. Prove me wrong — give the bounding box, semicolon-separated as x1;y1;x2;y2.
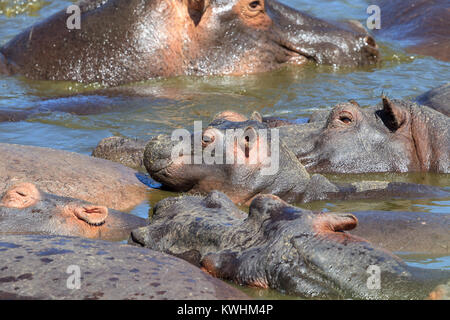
248;0;262;10
339;116;352;124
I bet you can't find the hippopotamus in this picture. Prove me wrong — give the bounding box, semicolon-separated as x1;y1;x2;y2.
0;143;150;211
0;234;249;300
372;0;449;62
92;109;449;204
279;97;449;173
416;83;450;117
0;183;147;241
130;191;450;299
0;0;379;86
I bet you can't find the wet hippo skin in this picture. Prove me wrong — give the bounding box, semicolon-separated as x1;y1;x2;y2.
415;83;450;117
130;191;450;299
0;143;149;211
0;0;379;86
0;234;249;300
372;0;450;62
0;183;147;241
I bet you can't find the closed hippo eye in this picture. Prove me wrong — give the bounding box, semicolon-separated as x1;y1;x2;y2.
72;205;108;226
0;183;40;209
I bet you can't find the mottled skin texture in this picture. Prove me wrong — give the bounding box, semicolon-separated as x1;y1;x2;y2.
0;0;378;86
141;113;449;204
279;98;449;173
130;192;450;299
93;136;148;172
0;183;147;241
373;0;450;62
0;234;249;300
0;143;149;211
416;83;450;117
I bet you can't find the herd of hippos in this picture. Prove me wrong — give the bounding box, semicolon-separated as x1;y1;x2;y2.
0;0;449;300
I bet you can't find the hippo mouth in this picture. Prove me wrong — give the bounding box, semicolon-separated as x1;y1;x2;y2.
278;40;317;65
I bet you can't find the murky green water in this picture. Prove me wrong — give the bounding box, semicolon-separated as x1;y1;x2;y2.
0;0;449;299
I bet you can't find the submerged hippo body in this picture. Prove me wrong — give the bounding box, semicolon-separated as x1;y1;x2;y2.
0;143;149;211
0;183;147;241
0;0;378;86
373;0;450;62
416;83;450;117
0;234;249;300
93;110;449;204
130;191;450;299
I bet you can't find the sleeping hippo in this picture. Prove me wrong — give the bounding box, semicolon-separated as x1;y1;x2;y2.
130;191;450;299
0;0;379;86
0;143;149;211
0;183;147;241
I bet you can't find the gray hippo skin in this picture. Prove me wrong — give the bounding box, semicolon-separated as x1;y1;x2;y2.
130;191;450;299
415;83;450;117
0;0;379;86
279;98;449;173
0;143;149;211
142;112;448;204
93;110;449;205
0;183;147;241
0;234;249;300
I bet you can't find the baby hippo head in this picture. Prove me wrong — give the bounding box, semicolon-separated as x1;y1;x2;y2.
0;183;109;237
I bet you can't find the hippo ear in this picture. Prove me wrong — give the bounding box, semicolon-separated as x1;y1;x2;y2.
70;205;108;226
381;96;408;131
250;111;263;123
313;212;358;234
0;183;40;209
185;0;208;26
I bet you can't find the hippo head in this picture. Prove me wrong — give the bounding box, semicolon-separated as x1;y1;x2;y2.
183;0;380;73
133;191;433;299
144;112;310;204
296;98;421;173
0;183;146;240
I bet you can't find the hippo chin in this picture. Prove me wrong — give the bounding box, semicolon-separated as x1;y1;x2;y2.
130;191;450;299
0;0;379;85
0;183;147;241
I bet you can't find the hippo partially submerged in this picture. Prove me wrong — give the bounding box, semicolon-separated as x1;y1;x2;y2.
0;143;149;211
0;183;147;241
92;106;449;204
0;0;379;86
0;234;249;300
281;97;449;173
130;191;450;299
372;0;449;62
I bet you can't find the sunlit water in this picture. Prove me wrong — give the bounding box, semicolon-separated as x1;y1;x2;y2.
0;0;448;299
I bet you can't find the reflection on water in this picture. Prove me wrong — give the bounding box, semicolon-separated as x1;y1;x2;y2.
0;0;449;300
